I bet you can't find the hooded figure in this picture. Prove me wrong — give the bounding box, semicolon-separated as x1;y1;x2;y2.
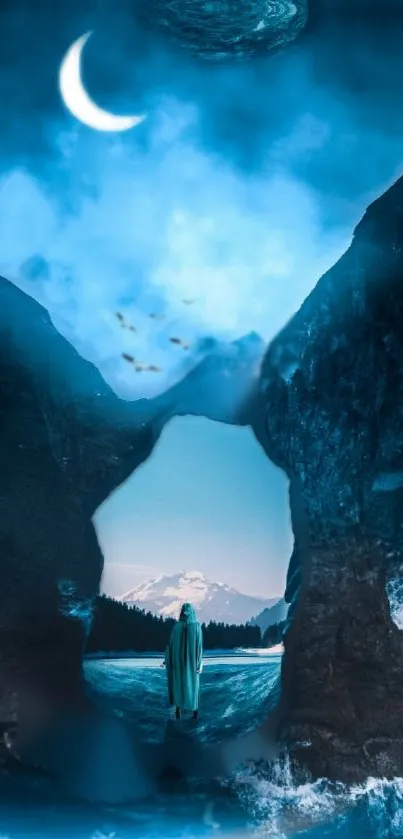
165;602;203;719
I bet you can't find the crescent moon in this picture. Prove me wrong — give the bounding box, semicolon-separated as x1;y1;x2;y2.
58;31;146;132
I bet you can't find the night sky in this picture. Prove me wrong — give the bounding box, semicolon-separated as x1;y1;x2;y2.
2;0;403;597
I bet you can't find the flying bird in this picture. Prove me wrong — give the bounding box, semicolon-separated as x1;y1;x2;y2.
122;353;136;363
134;362;161;373
116;312;136;332
149;312;166;320
169;337;191;350
135;361;161;373
182;298;196;305
58;32;146;133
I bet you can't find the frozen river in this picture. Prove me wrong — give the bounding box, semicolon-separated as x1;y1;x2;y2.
84;652;282;745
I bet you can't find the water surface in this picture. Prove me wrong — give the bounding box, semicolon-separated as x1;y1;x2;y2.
0;655;401;838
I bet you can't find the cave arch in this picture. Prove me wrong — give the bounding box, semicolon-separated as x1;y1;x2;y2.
95;415;291;610
91;415;291;748
4;167;403;789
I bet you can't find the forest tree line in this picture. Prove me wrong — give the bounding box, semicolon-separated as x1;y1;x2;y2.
85;594;262;653
262;619;286;647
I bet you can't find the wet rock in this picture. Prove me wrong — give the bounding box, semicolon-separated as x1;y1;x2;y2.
0;276;178;736
0;275;264;777
250;175;403;782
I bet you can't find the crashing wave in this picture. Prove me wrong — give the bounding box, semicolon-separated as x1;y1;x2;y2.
386;577;403;630
231;755;403;838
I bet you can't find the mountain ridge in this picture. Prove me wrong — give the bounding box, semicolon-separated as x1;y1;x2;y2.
250;597;288;632
119;569;280;625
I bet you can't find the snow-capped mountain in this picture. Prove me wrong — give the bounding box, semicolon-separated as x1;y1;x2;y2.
119;570;279;625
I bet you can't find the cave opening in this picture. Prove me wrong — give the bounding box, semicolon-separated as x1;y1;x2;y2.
90;414;293;745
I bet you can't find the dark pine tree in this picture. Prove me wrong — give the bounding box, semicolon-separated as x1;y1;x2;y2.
86;596;261;653
262;620;286;648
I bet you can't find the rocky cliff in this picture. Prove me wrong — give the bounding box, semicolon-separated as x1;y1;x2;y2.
0;275;181;730
251;175;403;782
0;275;262;750
2;175;403;787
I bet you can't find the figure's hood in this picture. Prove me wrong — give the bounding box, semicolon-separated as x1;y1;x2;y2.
179;602;197;622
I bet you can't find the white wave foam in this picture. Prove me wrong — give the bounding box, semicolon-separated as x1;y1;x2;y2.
233;756;403;838
386;577;403;629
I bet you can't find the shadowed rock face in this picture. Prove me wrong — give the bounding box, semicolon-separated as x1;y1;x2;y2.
0;276;183;729
251;176;403;782
0;275;263;744
2;175;403;787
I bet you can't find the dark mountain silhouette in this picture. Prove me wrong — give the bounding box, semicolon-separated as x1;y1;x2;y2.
263;620;287;648
250;597;288;633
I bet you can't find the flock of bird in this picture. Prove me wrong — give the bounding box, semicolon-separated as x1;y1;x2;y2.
117;299;196;374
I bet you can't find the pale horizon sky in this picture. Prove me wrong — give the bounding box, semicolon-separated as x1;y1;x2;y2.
95;415;293;600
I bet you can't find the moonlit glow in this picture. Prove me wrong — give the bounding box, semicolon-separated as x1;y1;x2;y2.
58;31;146;133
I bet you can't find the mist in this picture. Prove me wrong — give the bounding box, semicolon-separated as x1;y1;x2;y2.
1;2;403;399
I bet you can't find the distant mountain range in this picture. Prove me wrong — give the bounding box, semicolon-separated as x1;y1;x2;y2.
119;570;280;626
250;597;288;632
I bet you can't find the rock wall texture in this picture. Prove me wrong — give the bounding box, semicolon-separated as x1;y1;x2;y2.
251;176;403;782
0;275;261;743
0;276;170;728
2;174;403;785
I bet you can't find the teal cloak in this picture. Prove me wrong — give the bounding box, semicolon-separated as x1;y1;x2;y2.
165;603;203;712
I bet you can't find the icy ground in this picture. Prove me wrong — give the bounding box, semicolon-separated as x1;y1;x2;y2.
84;655;280;744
